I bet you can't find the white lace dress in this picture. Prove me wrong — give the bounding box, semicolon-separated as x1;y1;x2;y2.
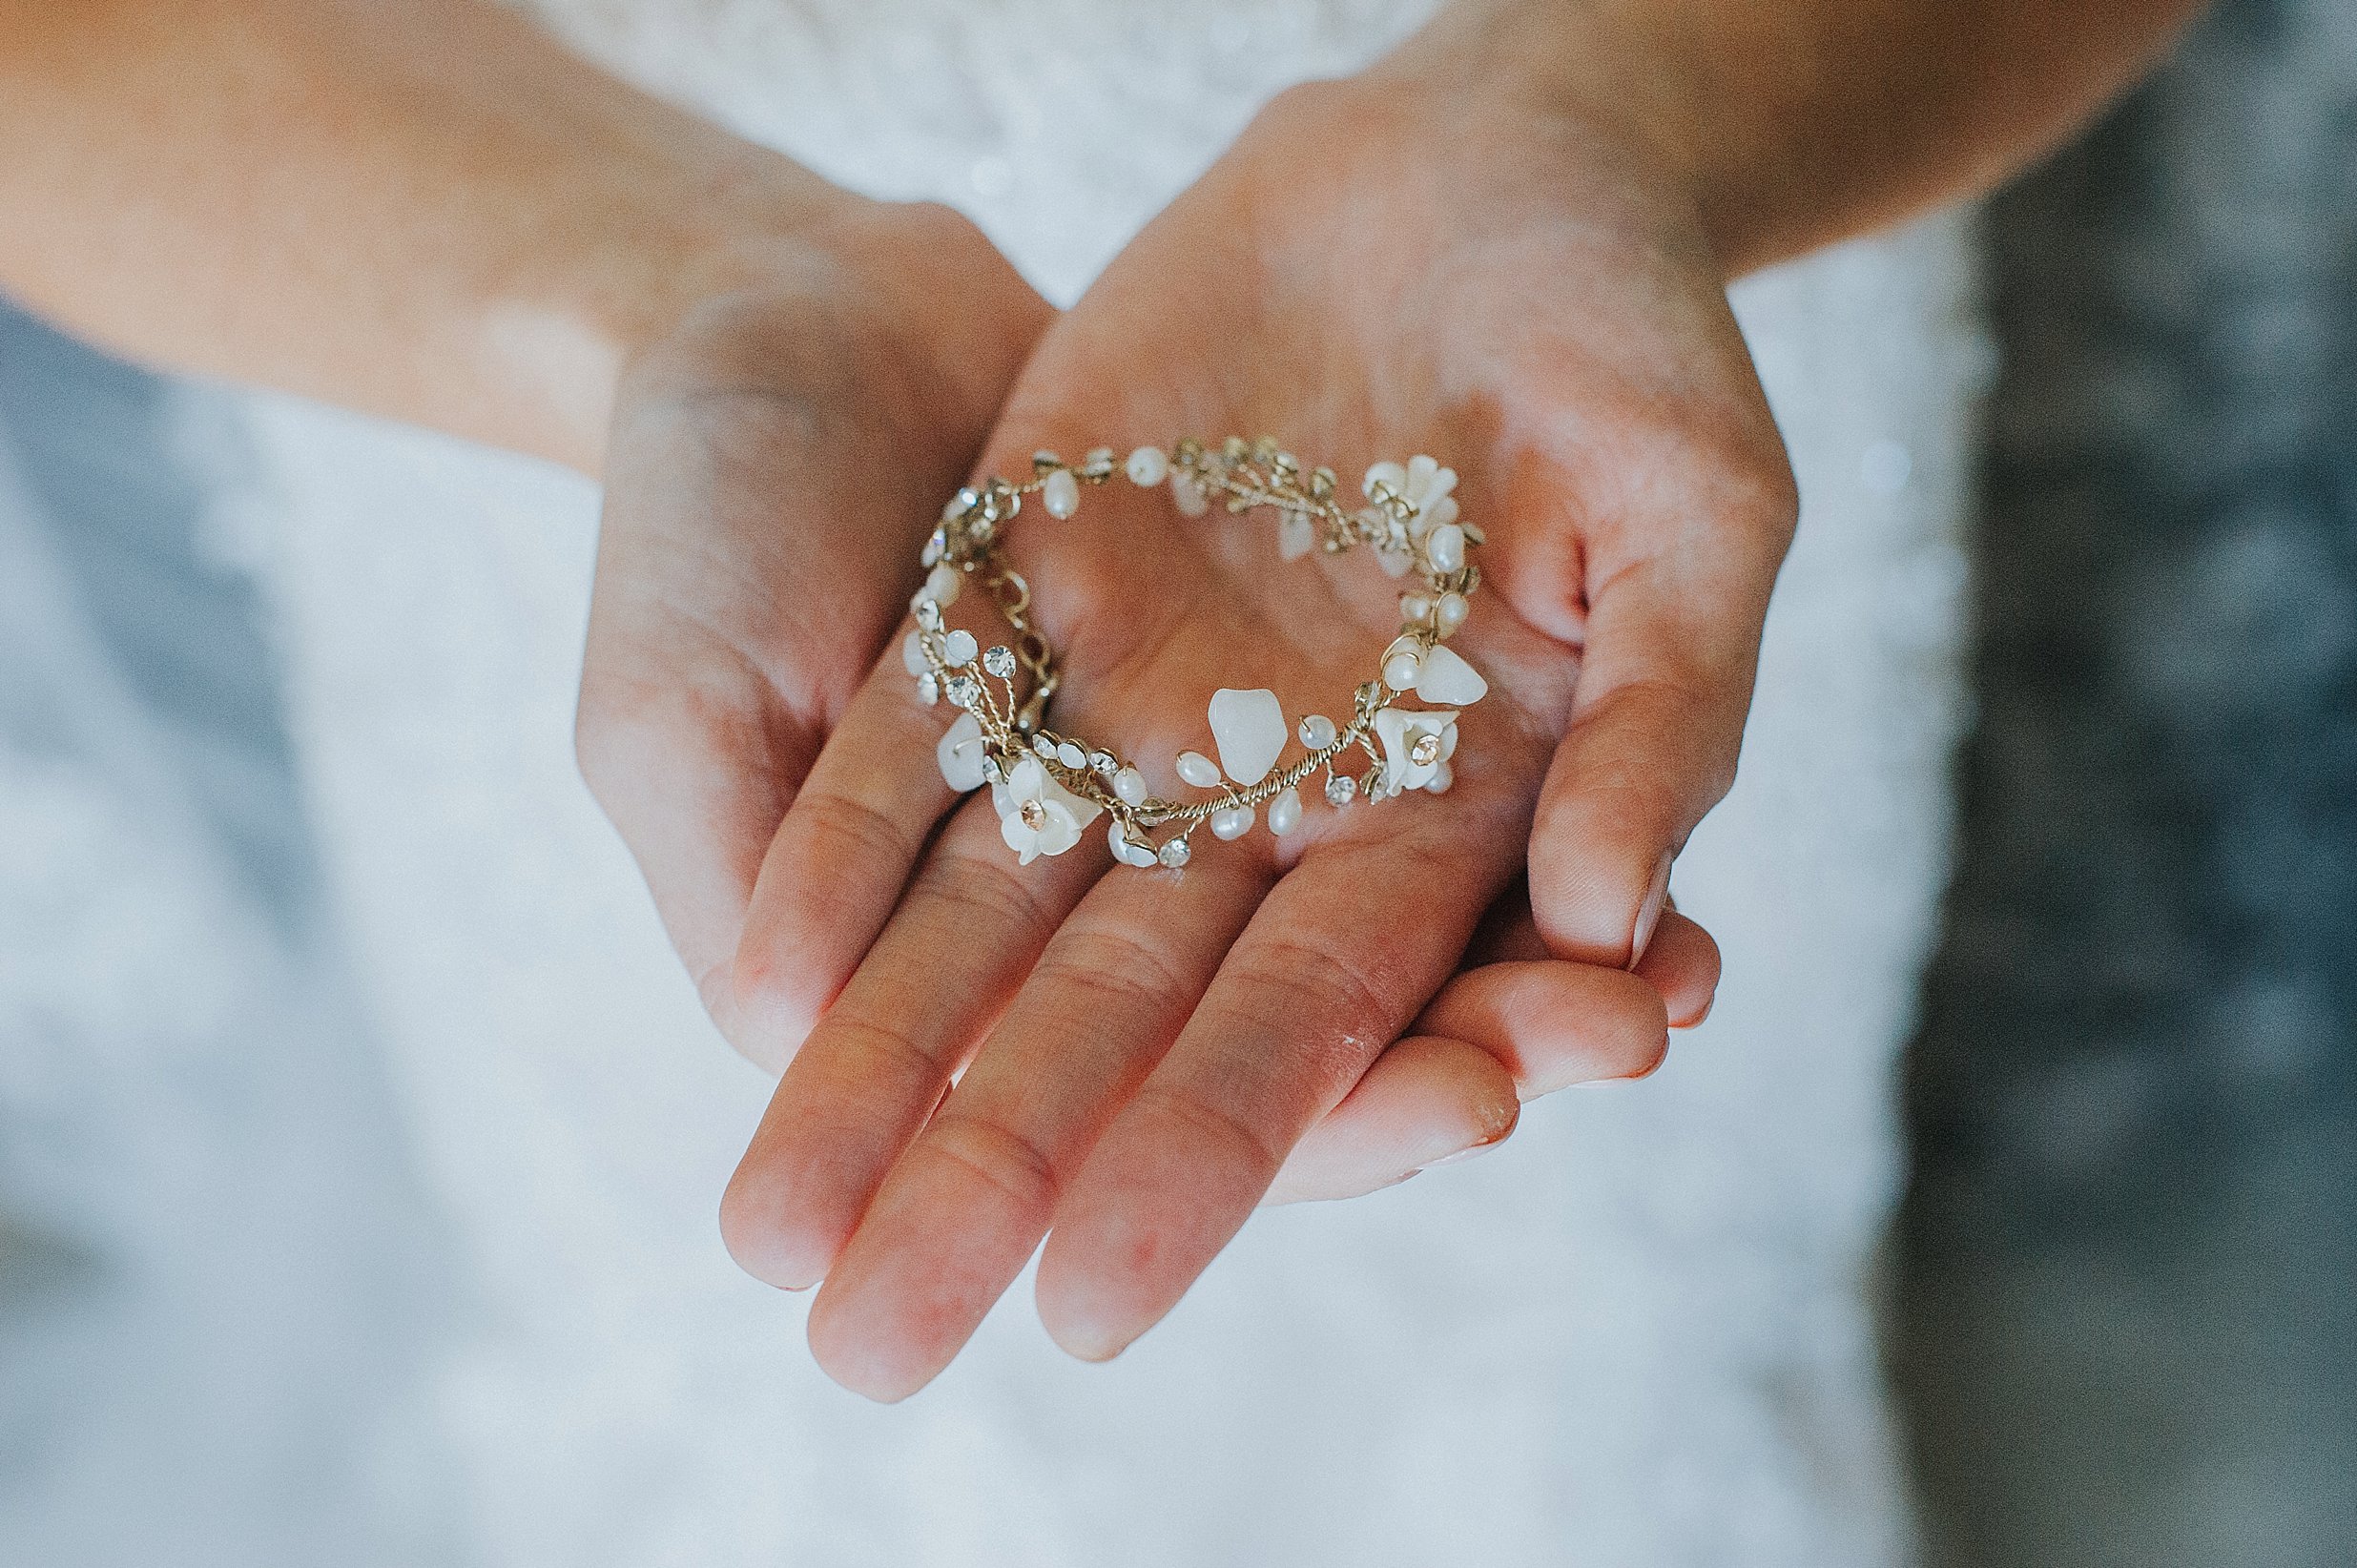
9;3;1984;1563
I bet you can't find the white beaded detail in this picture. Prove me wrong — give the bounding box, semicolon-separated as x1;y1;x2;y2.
909;436;1486;869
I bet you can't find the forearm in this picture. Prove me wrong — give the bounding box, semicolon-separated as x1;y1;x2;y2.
1407;0;2206;276
0;0;844;472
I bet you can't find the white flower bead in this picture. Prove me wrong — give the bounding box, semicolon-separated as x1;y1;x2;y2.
1210;803;1254;841
901;630;929;676
924;564;962;608
1112;766;1148;807
1175;750;1222;789
1297;713;1337;751
1373;708;1460;794
941;629;978;668
1425;522;1466;574
1268;787;1303;836
1126;445;1169;486
996;754;1102;865
1435;590;1469;636
1042;468;1081;520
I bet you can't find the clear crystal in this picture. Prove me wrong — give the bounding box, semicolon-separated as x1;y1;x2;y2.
1325;774;1356;807
1157;836;1191;869
1088;750;1118;776
982;645;1016;679
944;675;979;709
1032;733;1059;758
981;754;1005;785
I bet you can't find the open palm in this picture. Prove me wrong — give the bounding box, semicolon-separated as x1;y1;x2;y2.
720;71;1781;1398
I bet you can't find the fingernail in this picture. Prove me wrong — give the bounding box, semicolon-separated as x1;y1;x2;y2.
1628;851;1673;971
1423;1134;1508;1169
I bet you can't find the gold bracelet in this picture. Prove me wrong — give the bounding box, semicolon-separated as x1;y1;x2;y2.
906;436;1487;870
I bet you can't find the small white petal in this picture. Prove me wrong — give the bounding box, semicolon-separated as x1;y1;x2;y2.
1268;787;1303;836
937;712;987;793
902;630;929;676
1362;461;1407;501
1210;804;1254;841
925;564;963;607
1376;546;1413;579
1126;445;1168;486
1207;688;1287;786
1171;473;1210;517
1175;750;1222;789
1413;643;1488;705
1108;819;1159;867
1112;766;1148;807
1276;511;1316;561
1407;454;1437;490
1042;468;1081;519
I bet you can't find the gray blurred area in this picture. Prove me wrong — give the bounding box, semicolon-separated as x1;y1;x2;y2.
0;313;466;1564
1892;2;2357;1564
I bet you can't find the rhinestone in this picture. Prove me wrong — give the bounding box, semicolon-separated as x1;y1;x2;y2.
1157;837;1191;869
1298;713;1337;750
1410;733;1442;767
1088;750;1118;776
1019;799;1047;830
982;645;1017;679
1033;734;1059;758
1056;740;1087;770
944;675;980;708
950;486;982;519
913;598;942;630
981;754;1006;785
1325;774;1356;807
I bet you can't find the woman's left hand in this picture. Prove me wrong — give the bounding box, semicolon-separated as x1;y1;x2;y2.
720;47;1788;1398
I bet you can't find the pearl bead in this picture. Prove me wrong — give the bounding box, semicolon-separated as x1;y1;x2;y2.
1112;766;1148;806
1425;523;1466;574
1425;760;1454;794
901;630;929;677
1042;468;1081;519
925;564;962;607
1400;593;1433;624
1210;804;1254;840
1383;650;1422;691
1297;713;1337;750
1175;750;1222;789
1126;445;1168;486
1268;787;1302;836
1435;590;1469;635
941;629;978;668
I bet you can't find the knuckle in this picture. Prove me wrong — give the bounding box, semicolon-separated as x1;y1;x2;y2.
921;1113;1061;1216
908;848;1056;945
1034;925;1190;1015
1131;1084;1282;1181
800;789;922;872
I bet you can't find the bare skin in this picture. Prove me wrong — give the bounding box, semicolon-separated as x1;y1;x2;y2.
2;0;2202;1399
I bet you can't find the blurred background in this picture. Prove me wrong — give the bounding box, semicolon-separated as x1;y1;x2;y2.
3;2;2352;1563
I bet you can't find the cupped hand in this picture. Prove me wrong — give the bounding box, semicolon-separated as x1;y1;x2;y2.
721;61;1790;1399
576;199;1050;1060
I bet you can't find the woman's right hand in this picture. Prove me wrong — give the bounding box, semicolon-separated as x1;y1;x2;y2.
575;200;1055;1068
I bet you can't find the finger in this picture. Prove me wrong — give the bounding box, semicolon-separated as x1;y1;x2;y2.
1268;909;1718;1206
572;681;810;1039
1035;826;1510;1362
727;626;971;1072
1262;1035;1517;1205
804;851;1271;1402
1526;464;1794;969
718;794;1104;1291
1470;881;1721;1029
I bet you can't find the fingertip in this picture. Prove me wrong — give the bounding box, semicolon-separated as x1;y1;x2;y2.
1266;1035;1519;1204
717;1158;830;1293
1635;910;1721;1030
